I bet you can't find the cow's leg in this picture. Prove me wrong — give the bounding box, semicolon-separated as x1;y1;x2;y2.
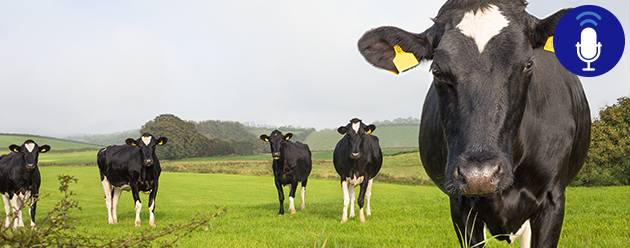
450;196;485;248
101;178;114;224
365;179;373;216
131;186;142;227
2;194;11;228
111;188;122;224
148;186;158;227
28;191;36;227
341;180;349;223
356;179;369;223
529;192;566;247
275;179;285;216
10;193;24;228
348;183;356;218
300;179;307;211
288;182;298;214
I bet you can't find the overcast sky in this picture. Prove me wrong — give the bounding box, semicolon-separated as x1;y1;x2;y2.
1;0;628;137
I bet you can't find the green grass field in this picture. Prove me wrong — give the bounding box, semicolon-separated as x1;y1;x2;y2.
0;134;100;151
28;166;630;247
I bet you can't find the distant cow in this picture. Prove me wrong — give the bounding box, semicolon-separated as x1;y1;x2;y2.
358;0;590;246
0;140;50;229
97;133;167;227
260;130;312;216
333;118;382;223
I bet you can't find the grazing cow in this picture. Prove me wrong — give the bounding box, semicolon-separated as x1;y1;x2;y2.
97;133;167;227
0;140;50;229
333;118;382;223
358;0;590;247
260;130;312;216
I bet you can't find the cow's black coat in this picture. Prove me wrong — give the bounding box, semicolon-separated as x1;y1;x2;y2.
260;130;312;215
0;140;50;228
333;118;382;223
358;0;590;246
97;133;167;227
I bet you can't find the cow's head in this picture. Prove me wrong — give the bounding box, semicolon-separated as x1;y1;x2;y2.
337;118;376;160
126;133;167;166
9;140;51;170
260;130;293;160
358;0;568;196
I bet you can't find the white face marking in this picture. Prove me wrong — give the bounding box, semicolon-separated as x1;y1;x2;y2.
25;143;35;153
352;122;360;133
142;136;152;146
456;5;509;53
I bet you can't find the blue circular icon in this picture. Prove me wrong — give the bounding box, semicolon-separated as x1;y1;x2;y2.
554;5;625;77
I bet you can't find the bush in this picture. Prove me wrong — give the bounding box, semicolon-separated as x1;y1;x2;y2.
572;97;630;186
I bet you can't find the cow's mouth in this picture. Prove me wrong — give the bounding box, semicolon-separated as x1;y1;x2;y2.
273;156;280;160
26;164;36;170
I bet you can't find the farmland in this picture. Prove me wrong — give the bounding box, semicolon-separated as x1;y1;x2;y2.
29;166;630;247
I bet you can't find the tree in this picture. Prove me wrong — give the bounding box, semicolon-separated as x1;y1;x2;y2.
141;114;223;160
572;96;630;186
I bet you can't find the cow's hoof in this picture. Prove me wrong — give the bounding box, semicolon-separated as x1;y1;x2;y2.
349;212;355;218
301;205;305;211
359;214;365;223
290;208;296;214
135;221;141;227
340;218;348;224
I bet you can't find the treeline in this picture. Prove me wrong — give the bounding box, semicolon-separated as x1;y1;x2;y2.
372;117;420;127
66;130;140;146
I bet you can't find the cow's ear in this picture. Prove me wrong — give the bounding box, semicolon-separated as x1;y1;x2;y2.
9;145;20;153
338;126;348;135
260;135;270;142
39;145;51;153
284;133;293;141
530;8;571;49
156;137;168;146
358;25;437;74
366;125;376;134
125;138;137;146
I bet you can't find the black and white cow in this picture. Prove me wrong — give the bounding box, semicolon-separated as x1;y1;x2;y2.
358;0;590;247
333;118;382;223
260;130;312;216
0;140;50;229
97;133;167;227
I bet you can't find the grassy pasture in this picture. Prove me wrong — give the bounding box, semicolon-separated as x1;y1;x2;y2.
25;166;630;247
0;134;99;151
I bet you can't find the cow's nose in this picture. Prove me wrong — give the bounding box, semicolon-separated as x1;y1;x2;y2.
456;163;500;196
272;152;281;160
144;159;153;166
26;164;36;170
351;153;361;159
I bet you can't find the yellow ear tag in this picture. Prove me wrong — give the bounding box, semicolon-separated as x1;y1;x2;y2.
392;45;419;74
367;129;372;134
544;36;554;53
285;136;290;141
158;141;163;146
41;148;46;152
265;138;269;142
13;148;19;153
132;143;136;146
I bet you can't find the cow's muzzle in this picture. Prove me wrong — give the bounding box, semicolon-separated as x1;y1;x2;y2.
26;164;36;170
455;163;502;196
350;153;361;159
272;152;281;160
144;159;153;166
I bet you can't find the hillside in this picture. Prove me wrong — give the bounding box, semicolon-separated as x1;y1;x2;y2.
303;125;419;151
0;134;100;151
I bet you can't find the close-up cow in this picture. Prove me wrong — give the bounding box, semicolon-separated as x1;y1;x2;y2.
358;0;590;247
0;140;50;229
97;133;167;227
260;130;312;216
333;118;383;223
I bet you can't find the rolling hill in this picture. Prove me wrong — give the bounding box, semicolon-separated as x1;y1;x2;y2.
303;125;420;151
0;134;100;152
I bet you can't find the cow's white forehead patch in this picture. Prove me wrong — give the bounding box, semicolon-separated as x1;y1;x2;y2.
25;143;35;153
142;136;152;146
352;122;360;133
456;5;509;53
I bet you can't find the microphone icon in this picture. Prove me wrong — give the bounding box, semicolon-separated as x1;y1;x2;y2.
576;27;602;71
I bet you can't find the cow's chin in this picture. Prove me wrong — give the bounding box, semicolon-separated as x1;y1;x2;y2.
273;156;280;160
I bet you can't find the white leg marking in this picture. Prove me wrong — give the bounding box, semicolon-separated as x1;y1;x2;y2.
289;196;296;214
300;186;306;211
149;202;156;227
10;194;23;228
348;183;356;218
456;5;509;53
341;181;349;223
359;207;365;223
101;178;114;224
509;219;531;248
135;201;142;227
3;194;11;228
366;179;373;216
112;188;122;224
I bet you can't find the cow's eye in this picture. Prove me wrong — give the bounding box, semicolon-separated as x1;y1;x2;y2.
431;68;441;76
525;61;533;70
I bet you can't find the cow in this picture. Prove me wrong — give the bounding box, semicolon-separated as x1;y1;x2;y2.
260;130;312;216
357;0;590;247
333;118;383;223
97;133;167;227
0;140;50;229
